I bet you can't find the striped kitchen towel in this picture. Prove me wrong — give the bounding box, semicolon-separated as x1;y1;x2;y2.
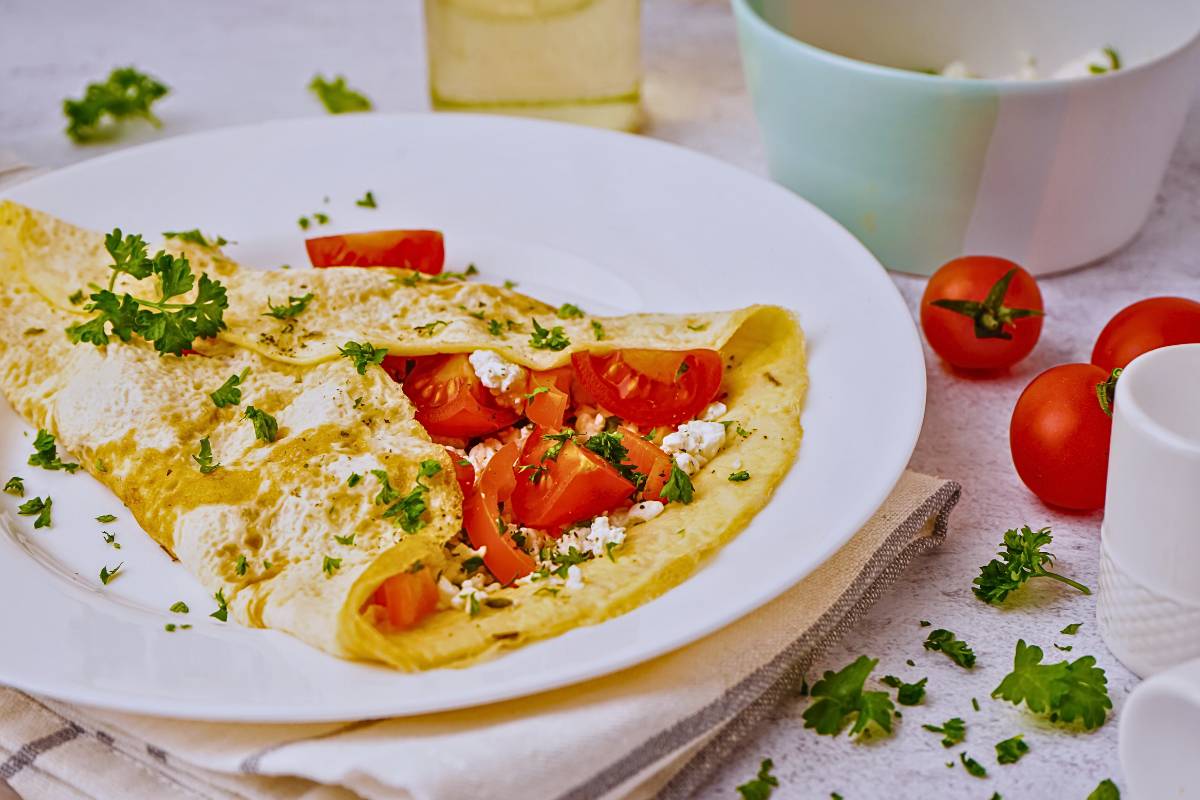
0;471;959;800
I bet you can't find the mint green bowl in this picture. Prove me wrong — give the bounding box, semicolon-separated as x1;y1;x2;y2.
733;0;1200;275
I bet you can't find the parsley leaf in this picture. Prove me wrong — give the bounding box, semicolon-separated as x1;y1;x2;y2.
17;496;52;528
991;639;1111;730
591;320;606;341
308;73;372;113
95;513;117;523
102;531;120;549
736;758;779;800
960;752;987;778
192;436;219;473
235;554;248;576
244;406;278;443
322;555;342;576
924;628;976;668
211;588;228;621
973;525;1090;604
922;717;965;748
211;368;248;408
355;190;377;208
375;461;441;532
169;601;189;613
338;341;387;374
880;675;927;705
1061;622;1083;635
995;734;1029;764
264;293;314;320
463;555;484;574
529;318;570;351
661;464;695;505
1088;779;1120;800
99;562;123;585
163;229;227;248
486;319;504;336
556;302;584;319
801;655;895;737
63;67;168;143
28;429;79;473
3;476;23;496
414;320;449;337
334;533;355;546
728;470;751;482
347;473;362;487
68;290;85;305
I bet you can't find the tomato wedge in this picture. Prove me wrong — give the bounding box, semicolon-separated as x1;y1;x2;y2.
462;443;535;584
618;427;673;500
306;229;445;274
571;349;724;427
525;371;570;429
446;446;476;493
511;426;635;530
369;567;440;630
401;354;520;438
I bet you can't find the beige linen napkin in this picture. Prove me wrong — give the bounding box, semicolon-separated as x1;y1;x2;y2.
0;471;959;800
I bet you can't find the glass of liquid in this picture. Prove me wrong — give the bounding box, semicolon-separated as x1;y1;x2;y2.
424;0;642;131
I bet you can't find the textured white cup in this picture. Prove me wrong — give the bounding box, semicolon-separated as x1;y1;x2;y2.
1121;656;1200;797
1098;344;1200;677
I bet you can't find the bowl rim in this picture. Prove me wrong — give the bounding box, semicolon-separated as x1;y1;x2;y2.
732;0;1200;91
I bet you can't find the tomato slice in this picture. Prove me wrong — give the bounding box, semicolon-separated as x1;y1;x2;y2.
618;427;673;500
463;443;535;584
511;426;635;530
525;371;570;429
571;349;724;427
401;354;520;438
306;230;445;274
370;567;440;630
446;446;475;493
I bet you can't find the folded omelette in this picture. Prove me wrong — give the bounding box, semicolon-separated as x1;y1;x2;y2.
0;201;806;670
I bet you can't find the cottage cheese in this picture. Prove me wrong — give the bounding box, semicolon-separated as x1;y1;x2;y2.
467;438;503;473
612;500;665;527
558;514;627;559
468;350;524;392
662;419;727;475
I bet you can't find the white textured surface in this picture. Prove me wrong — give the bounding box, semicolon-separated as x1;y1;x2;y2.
5;0;1200;796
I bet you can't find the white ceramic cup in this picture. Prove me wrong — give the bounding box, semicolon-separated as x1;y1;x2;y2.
1098;344;1200;678
1121;656;1200;798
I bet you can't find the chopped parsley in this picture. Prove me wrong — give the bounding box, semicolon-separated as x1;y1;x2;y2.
728;470;751;482
244;406;278;443
414;319;450;337
1088;779;1120;800
541;430;575;462
322;555;342;576
95;513;117;523
102;531;120;549
99;562;123;585
583;431;643;487
169;601;189;613
313;212;329;225
736;759;779;800
210;369;248;408
973;525;1090;604
3;476;23;496
503;279;518;290
1061;622;1083;635
661;464;695;504
355;190;377;208
308;73;373;113
373;460;442;532
163;229;227;248
1089;46;1122;75
556;302;584;319
63;67;168;143
347;473;362;487
529;318;570;351
995;734;1029;764
211;588;228;621
235;554;248;576
922;717;965;748
686;322;709;332
334;533;355;546
68;289;85;305
1054;643;1074;652
802;655;894;737
991;639;1111;730
17;496;52;528
28;429;79;473
264;293;314;320
960;752;987;778
298;216;311;230
487;319;504;336
338;341;387;373
924;628;976;668
591;320;606;341
65;229;228;356
192;436;220;473
880;675;927;705
463;555;485;574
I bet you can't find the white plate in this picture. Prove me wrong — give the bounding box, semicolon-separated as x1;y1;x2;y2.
0;114;924;722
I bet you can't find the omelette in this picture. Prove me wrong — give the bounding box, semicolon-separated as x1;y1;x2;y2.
0;201;806;670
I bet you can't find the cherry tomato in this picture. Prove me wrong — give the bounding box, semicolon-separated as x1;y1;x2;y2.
369;567;440;630
1010;363;1119;511
920;256;1045;371
446;446;475;493
306;230;444;274
462;443;535;584
400;354;520;438
571;349;724;427
617;427;673;500
1091;297;1200;371
511;426;635;530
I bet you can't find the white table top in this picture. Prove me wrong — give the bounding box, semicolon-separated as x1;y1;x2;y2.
7;1;1200;796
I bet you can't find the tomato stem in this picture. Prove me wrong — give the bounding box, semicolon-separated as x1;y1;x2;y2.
930;268;1044;340
1095;368;1123;417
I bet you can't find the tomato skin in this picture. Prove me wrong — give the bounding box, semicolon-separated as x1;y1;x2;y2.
920;256;1044;371
462;443;535;585
571;349;724;427
306;230;444;274
1091;297;1200;371
370;568;440;630
617;427;672;500
511;427;635;530
446;447;475;493
1010;364;1113;511
525;371;570;429
401;354;520;438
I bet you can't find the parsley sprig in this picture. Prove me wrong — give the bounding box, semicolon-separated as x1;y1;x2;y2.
801;655;895;738
973;526;1090;604
66;229;228;356
880;674;927;705
63;67;168;143
372;459;442;532
991;640;1111;730
661;463;694;504
18;496;52;528
28;429;79;473
338;341;387;374
211;369;248;408
529;318;570;351
244;406;278;443
264;293;314;320
924;629;976;668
